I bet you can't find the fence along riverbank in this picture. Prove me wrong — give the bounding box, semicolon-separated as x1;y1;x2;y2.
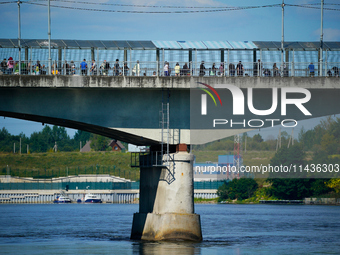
0;175;224;203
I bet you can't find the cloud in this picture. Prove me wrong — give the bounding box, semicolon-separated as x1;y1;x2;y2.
313;28;340;41
120;0;226;8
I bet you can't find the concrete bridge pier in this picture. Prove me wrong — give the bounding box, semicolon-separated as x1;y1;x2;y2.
131;145;202;241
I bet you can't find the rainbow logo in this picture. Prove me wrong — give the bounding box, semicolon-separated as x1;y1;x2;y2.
198;82;222;115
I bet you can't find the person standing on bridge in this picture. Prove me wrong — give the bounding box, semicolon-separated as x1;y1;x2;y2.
273;63;279;77
333;66;339;77
229;63;235;76
1;58;7;74
132;60;140;76
254;59;262;77
175;63;180;76
199;61;205;76
236;61;244;77
7;57;14;75
210;63;216;76
123;62;129;76
80;59;87;76
35;60;42;75
100;60;110;76
164;62;169;76
70;61;76;75
90;60;97;76
63;61;70;75
219;63;224;76
182;63;189;76
308;62;315;77
114;59;120;76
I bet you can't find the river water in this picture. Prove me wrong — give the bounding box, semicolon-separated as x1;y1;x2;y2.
0;204;339;254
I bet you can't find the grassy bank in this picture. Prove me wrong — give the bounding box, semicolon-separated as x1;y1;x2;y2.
194;197;219;203
0;151;139;180
0;150;278;181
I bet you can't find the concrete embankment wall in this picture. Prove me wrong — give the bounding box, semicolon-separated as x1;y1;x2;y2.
0;175;221;203
304;198;340;205
0;190;139;204
0;189;218;204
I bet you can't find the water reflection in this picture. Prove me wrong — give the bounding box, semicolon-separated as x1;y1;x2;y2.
0;204;339;255
135;241;201;255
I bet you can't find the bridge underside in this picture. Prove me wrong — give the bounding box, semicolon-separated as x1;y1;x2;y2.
0;86;190;146
0;110;159;145
1;76;340;146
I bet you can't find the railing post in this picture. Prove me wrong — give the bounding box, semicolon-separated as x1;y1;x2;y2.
227;49;230;77
122;62;125;77
190;61;193;76
96;48;99;76
157;60;159;76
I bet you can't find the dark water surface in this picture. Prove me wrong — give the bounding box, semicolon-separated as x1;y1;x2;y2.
0;204;339;254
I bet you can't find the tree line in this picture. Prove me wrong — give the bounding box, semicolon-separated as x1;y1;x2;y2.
194;131;295;152
218;116;340;201
0;125;117;153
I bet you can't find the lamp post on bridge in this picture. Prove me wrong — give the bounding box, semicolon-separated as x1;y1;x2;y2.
320;0;324;77
281;0;285;77
17;0;22;75
48;0;51;75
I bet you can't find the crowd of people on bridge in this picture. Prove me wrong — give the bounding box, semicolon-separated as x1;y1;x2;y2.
1;56;339;78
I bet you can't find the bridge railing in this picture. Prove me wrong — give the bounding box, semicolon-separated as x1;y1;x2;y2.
1;60;339;77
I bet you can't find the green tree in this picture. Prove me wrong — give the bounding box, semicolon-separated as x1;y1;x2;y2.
267;143;334;199
267;179;313;200
267;144;309;199
217;178;258;201
326;179;340;193
217;181;229;201
90;134;110;151
270;144;305;167
51;126;69;142
253;134;263;143
74;130;91;145
29;126;53;152
311;179;333;196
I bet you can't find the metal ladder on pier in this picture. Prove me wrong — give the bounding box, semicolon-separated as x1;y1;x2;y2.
130;90;176;184
157;89;175;184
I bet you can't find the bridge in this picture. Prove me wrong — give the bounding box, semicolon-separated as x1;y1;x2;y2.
1;38;340;241
1;75;339;145
1;74;340;241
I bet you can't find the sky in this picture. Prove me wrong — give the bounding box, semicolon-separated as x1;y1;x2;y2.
0;0;340;140
0;0;339;41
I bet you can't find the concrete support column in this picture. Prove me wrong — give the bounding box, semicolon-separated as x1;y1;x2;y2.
131;145;202;241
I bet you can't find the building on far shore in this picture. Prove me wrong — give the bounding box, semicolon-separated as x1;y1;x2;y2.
109;140;125;152
80;140;125;152
194;154;252;182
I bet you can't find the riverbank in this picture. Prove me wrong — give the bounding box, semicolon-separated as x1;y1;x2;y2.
1;150;277;180
194;197;340;205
